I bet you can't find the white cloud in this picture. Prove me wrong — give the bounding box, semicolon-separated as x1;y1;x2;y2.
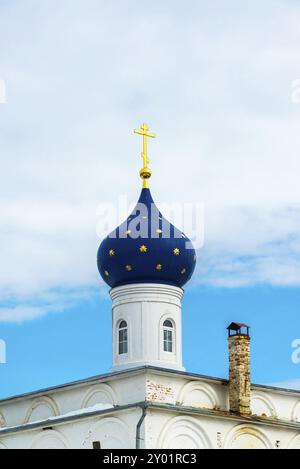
191;205;300;287
0;287;101;324
0;306;47;323
1;0;300;321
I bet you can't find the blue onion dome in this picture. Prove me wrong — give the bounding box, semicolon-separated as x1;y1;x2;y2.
97;123;196;289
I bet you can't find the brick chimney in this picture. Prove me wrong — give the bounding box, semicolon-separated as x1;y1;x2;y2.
227;322;251;416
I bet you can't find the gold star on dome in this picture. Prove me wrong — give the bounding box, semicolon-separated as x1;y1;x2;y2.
139;245;148;253
126;229;131;235
104;270;109;276
173;248;180;255
181;268;186;274
109;249;115;257
125;265;132;271
156;264;162;270
156;229;162;234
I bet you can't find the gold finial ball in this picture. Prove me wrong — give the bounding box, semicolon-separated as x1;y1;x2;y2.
140;167;151;180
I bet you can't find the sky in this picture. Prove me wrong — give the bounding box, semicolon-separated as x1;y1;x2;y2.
0;0;300;398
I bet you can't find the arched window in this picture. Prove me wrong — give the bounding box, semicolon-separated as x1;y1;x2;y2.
163;319;174;352
118;320;128;355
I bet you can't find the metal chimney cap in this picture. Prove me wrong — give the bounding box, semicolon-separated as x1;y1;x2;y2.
227;322;250;337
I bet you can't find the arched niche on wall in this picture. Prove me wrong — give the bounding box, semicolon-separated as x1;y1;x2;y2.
30;429;68;449
82;417;132;449
224;424;272;449
251;392;277;418
25;396;60;423
288;434;300;449
178;381;218;410
81;383;117;409
0;412;6;428
158;416;212;449
291;400;300;422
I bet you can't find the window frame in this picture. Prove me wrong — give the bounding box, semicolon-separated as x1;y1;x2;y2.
163;319;174;353
118;320;128;355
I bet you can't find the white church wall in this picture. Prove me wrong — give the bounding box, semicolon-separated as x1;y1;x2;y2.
1;369;300;449
0;408;139;449
251;388;300;422
145;371;229;411
1;403;300;449
0;399;29;428
1;369;300;427
146;376;176;405
0;426;70;450
146;409;300;449
110;373;147;405
0;373;144;430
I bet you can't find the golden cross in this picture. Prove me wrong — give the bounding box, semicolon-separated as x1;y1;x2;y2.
134;123;156;187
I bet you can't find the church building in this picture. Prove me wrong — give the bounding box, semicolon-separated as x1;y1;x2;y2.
1;124;300;449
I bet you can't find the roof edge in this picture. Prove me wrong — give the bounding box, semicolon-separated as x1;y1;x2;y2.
1;366;299;404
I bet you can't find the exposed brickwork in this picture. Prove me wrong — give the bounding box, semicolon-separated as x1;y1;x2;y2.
146;380;174;403
228;334;251;415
